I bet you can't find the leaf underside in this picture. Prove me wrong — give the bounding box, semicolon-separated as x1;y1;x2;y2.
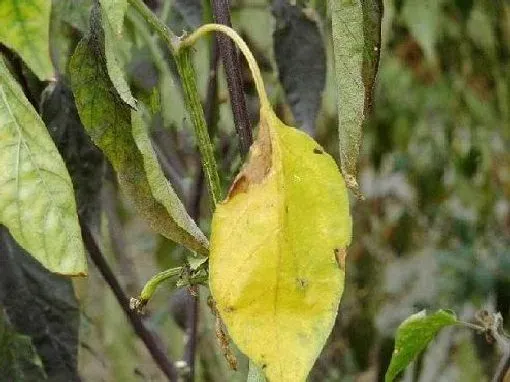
0;0;54;80
0;59;87;276
210;107;352;382
69;30;209;255
329;0;382;192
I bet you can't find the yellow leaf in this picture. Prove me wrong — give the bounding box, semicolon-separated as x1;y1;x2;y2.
209;105;352;382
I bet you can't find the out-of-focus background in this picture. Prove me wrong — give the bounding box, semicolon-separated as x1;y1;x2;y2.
19;0;508;381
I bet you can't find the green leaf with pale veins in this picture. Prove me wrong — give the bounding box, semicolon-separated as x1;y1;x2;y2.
0;58;87;275
0;309;47;382
0;0;54;80
69;34;209;255
329;0;382;194
93;3;137;108
385;310;458;382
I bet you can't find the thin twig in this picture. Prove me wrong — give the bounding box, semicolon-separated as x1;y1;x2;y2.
210;0;253;156
80;220;178;381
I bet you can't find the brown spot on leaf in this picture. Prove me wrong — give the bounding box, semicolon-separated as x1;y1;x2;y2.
226;118;272;199
334;248;346;270
313;148;323;154
297;278;308;289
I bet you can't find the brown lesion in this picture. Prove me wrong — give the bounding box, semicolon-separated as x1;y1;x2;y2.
313;148;324;154
334;248;346;270
226;116;273;199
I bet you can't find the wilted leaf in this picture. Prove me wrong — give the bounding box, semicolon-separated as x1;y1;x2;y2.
385;310;458;382
69;33;209;255
0;309;47;381
272;1;326;135
0;226;80;380
0;0;54;80
209;105;352;382
93;3;137;108
329;0;382;193
0;58;87;275
401;0;443;64
41;82;104;226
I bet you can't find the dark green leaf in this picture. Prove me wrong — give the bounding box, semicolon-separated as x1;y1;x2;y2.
69;32;209;255
0;309;47;382
0;226;80;381
41;81;104;226
272;0;326;134
385;310;458;382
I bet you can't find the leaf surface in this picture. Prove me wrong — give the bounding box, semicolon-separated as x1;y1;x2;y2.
0;0;54;80
0;59;87;275
69;34;209;255
0;226;80;380
329;0;382;193
99;0;127;36
0;309;47;381
272;1;326;134
385;310;458;382
93;3;137;108
209;106;352;382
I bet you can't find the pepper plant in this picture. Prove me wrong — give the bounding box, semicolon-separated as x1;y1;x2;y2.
0;1;508;382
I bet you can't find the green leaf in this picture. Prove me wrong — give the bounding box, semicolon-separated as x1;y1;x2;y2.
329;0;382;193
0;226;80;380
52;0;92;33
401;0;444;64
385;310;458;382
0;309;47;381
99;0;127;35
272;1;326;134
69;34;209;255
210;106;352;382
0;0;54;80
0;59;87;276
93;4;137;108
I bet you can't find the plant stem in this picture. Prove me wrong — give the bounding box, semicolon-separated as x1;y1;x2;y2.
128;0;222;207
80;221;178;381
139;267;181;304
210;0;253;157
178;24;270;111
127;0;178;53
175;49;222;207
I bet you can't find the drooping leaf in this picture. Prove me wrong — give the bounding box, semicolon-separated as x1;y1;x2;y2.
41;81;104;227
0;0;54;80
209;105;352;382
99;0;127;36
401;0;444;64
0;58;87;275
329;0;382;193
69;33;209;255
385;310;458;382
52;0;93;33
0;226;80;380
0;309;47;381
93;3;137;108
272;0;326;135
